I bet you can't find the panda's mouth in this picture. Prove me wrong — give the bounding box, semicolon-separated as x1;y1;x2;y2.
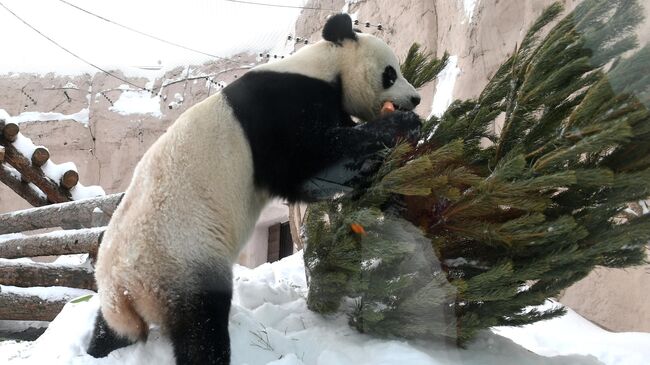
381;100;409;113
380;101;409;117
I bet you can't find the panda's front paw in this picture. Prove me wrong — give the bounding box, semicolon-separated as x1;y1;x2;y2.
362;111;422;146
392;111;422;141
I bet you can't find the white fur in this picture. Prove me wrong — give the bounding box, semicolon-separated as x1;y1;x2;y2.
95;93;268;339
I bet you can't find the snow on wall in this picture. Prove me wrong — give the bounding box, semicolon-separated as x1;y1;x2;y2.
1;108;90;126
429;55;460;119
109;89;162;118
461;0;479;22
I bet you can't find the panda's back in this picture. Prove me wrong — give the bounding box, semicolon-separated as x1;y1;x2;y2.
96;93;267;302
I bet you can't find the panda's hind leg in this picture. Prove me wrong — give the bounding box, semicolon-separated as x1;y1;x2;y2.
166;270;232;365
87;310;136;358
87;289;149;358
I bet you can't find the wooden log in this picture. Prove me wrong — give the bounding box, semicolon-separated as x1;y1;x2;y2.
31;146;50;167
2;122;19;142
0;261;96;290
0;193;122;234
0;164;49;207
0;145;5;162
0;136;71;204
60;170;79;189
0;227;105;259
0;292;68;321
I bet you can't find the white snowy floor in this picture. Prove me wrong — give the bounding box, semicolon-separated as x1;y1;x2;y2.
1;252;648;365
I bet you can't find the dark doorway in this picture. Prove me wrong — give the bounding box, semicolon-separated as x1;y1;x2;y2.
267;221;294;263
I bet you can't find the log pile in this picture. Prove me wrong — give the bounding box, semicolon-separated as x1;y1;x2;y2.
0;193;122;321
0;119;121;324
0;119;80;205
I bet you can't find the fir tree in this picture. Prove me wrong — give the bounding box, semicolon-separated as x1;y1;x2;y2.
304;0;650;344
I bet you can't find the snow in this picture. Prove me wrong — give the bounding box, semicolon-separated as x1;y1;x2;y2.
493;303;650;365
0;285;93;302
70;183;106;201
0;233;26;243
1;109;90;126
460;0;479;22
429;55;460;119
0;252;647;364
0;0;308;77
109;89;162;117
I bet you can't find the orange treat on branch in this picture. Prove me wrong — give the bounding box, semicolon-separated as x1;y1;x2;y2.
350;223;367;236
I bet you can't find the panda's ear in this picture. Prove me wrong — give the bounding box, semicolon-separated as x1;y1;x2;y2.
323;14;358;44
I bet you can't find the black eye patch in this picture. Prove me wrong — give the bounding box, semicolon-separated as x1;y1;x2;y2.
382;65;397;89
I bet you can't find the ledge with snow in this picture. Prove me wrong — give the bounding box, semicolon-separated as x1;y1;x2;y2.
0;252;648;365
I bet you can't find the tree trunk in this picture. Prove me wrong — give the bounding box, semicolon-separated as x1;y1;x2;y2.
0;261;96;290
0;227;105;259
288;203;304;251
0;292;69;321
0;164;49;207
0;193;123;234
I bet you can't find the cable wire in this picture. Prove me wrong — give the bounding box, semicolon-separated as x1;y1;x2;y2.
57;0;236;62
224;0;336;12
0;1;150;91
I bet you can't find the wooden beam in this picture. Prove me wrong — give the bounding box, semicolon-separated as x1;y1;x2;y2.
0;164;49;207
0;227;105;259
0;261;96;290
2;122;19;142
31;147;50;167
60;170;79;189
0;292;68;321
0;193;122;234
0;136;71;204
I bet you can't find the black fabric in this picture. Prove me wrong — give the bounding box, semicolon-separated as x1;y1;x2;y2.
86;310;134;358
168;270;233;365
223;70;421;202
322;13;357;45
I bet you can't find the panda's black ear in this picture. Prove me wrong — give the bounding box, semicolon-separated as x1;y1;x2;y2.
323;14;358;44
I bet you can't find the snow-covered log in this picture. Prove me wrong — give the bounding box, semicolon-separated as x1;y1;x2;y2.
0;139;71;204
0;164;49;207
0;292;68;321
0;193;122;234
2;122;19;142
30;146;50;167
0;227;105;259
0;261;96;290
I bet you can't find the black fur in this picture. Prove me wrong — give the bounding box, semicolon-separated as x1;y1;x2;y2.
168;268;233;365
87;311;134;358
322;13;357;44
223;71;420;202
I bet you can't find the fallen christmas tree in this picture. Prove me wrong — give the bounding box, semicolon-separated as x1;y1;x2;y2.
304;0;650;344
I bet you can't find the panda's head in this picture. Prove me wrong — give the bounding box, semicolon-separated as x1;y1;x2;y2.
322;14;421;121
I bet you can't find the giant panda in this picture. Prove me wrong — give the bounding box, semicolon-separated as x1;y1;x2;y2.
87;13;421;365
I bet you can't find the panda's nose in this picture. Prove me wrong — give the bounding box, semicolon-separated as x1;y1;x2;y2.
411;96;421;107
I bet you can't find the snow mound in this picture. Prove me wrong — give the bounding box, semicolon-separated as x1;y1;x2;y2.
1;251;647;364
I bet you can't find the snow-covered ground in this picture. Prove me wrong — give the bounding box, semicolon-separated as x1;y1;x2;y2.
1;251;648;365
